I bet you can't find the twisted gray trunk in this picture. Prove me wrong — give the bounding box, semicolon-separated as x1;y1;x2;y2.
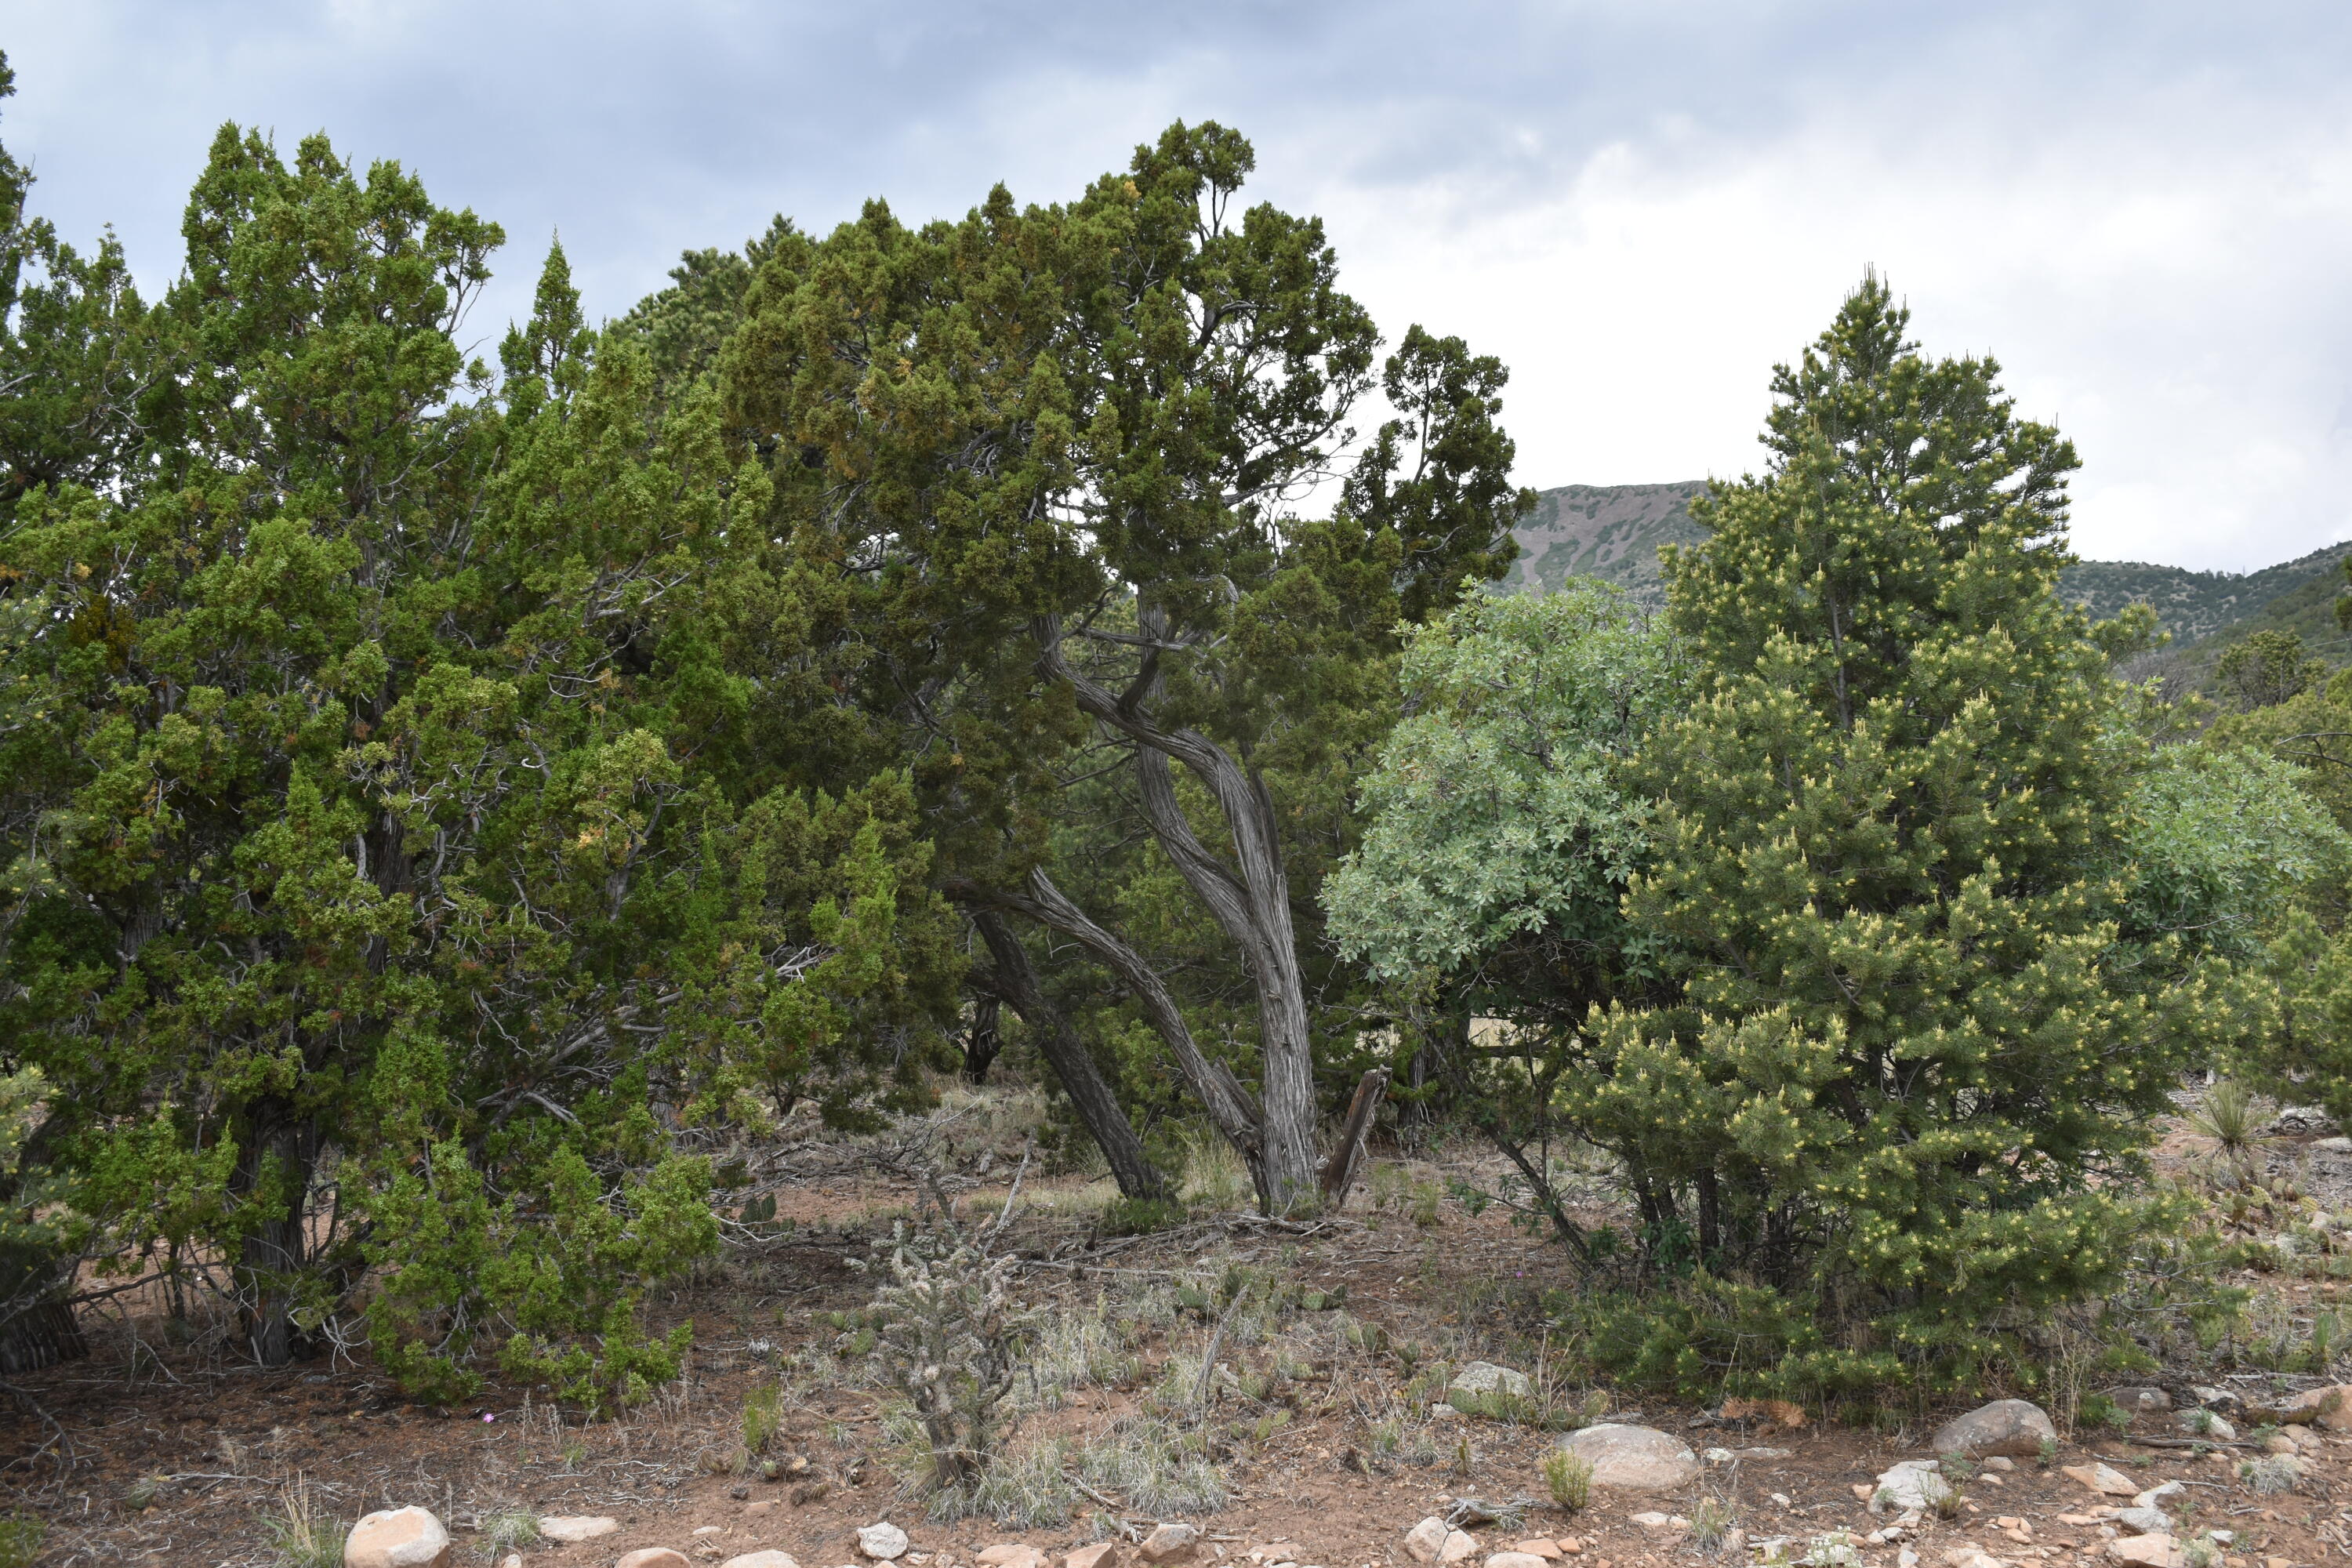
1032;613;1323;1210
966;908;1171;1203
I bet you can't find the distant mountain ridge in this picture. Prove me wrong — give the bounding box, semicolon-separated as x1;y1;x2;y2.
1508;481;2352;673
1499;482;1707;604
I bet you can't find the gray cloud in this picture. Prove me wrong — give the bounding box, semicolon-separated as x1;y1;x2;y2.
2;0;2349;568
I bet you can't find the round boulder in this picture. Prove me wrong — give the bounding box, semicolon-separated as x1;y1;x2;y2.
1558;1424;1701;1490
860;1524;912;1562
1140;1524;1201;1565
344;1506;452;1568
1931;1399;2056;1459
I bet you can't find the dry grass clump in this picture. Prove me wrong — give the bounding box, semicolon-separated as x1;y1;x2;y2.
260;1478;339;1568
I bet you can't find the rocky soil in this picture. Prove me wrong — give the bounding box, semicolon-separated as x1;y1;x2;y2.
6;1094;2352;1568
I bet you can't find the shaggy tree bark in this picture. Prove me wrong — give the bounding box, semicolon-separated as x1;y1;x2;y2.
964;908;1172;1203
234;1103;320;1367
1033;612;1327;1210
960;994;1003;1084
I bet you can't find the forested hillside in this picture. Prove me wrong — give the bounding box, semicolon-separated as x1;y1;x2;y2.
1517;479;2352;677
1496;481;1705;602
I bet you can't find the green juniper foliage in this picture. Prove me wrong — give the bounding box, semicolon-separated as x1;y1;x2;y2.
0;122;960;1403
720;124;1530;1211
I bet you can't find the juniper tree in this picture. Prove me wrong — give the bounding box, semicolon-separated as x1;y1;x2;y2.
0;50;154;525
0;126;960;1397
2216;630;2327;713
723;125;1530;1210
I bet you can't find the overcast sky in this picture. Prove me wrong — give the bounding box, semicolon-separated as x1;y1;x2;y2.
1;2;2346;572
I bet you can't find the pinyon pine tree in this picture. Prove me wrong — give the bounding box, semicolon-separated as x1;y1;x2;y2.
1579;276;2193;1389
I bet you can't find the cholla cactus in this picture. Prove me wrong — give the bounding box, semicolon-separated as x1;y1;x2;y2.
865;1210;1041;1492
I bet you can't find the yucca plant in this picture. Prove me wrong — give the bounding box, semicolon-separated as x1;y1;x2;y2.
2194;1081;2261;1165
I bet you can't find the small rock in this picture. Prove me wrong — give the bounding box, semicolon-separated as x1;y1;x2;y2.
2265;1434;2299;1455
1739;1446;1795;1460
1067;1547;1121;1568
2104;1387;2172;1416
1874;1461;1955;1514
2190;1386;2240;1413
2107;1534;2185;1568
498;1556;523;1568
2316;1136;2352;1152
1898;1552;1920;1568
1933;1400;2058;1459
344;1507;453;1568
2115;1509;2172;1535
862;1526;913;1563
1509;1544;1563;1561
619;1553;694;1568
2270;1105;2336;1135
2063;1464;2141;1497
1487;1555;1551;1568
1429;1403;1465;1421
1946;1552;2008;1568
1983;1457;2015;1473
1628;1513;1680;1530
1141;1525;1203;1566
539;1516;622;1544
1557;1424;1701;1490
1450;1361;1534;1403
1405;1520;1478;1565
978;1550;1045;1568
2134;1482;2184;1508
718;1555;802;1568
1704;1446;1736;1465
